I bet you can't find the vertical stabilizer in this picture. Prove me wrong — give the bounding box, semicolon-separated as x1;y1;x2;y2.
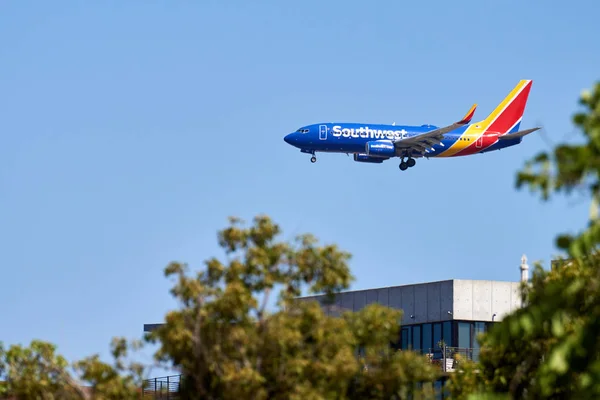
474;80;533;134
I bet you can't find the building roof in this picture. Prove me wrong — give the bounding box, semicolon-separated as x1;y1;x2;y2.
299;279;524;324
144;255;531;330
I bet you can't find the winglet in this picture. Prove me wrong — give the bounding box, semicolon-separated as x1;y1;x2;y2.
458;104;477;124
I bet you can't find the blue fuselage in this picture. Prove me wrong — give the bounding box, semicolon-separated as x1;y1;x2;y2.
284;122;521;159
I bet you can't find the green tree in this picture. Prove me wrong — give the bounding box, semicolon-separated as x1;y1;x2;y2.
0;215;441;399
516;81;600;257
444;355;484;400
0;338;144;399
447;81;600;399
146;215;441;399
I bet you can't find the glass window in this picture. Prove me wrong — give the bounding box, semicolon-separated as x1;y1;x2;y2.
474;322;485;343
433;323;442;347
401;328;409;350
443;321;452;347
413;325;421;354
423;323;432;354
433;323;442;359
458;322;471;349
434;380;443;400
473;322;486;362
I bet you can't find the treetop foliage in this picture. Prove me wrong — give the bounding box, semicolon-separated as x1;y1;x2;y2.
446;80;600;399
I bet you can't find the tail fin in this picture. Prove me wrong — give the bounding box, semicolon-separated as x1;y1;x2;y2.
474;80;533;134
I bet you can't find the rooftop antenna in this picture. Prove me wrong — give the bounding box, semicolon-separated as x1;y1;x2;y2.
520;254;529;282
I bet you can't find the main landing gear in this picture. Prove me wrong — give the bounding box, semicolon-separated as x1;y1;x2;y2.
399;157;416;171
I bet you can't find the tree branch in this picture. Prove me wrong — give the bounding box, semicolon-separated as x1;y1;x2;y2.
191;293;208;399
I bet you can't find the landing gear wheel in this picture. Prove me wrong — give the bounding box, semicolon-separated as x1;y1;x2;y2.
310;156;317;163
407;158;416;168
399;162;408;171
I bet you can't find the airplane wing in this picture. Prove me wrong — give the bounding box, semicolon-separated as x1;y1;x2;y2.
393;104;477;153
498;127;540;140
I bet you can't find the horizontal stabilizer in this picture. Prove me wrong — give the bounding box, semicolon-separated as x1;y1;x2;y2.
498;127;540;140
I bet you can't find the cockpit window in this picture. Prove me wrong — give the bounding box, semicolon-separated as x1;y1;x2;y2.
296;128;310;133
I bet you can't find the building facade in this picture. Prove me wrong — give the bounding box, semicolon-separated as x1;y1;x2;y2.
299;277;524;362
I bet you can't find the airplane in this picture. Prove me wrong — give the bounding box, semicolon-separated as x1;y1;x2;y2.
283;80;539;171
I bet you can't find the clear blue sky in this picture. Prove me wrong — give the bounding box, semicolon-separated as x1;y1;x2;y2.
1;0;599;376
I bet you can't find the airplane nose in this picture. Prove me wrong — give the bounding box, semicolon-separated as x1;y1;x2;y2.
284;133;294;144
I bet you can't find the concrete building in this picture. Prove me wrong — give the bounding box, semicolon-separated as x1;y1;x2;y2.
298;258;528;364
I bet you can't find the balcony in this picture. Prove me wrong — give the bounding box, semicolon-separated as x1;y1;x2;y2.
423;346;480;373
142;375;181;399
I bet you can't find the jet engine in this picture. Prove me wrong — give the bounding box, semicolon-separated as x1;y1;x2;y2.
353;153;385;163
365;140;396;158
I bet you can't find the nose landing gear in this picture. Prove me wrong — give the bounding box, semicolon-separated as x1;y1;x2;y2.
300;149;317;163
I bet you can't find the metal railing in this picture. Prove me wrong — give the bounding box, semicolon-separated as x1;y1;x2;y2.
424;346;480;372
139;347;477;397
142;375;182;399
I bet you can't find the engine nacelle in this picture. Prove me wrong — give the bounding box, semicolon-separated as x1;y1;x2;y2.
353;153;385;163
365;140;396;158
